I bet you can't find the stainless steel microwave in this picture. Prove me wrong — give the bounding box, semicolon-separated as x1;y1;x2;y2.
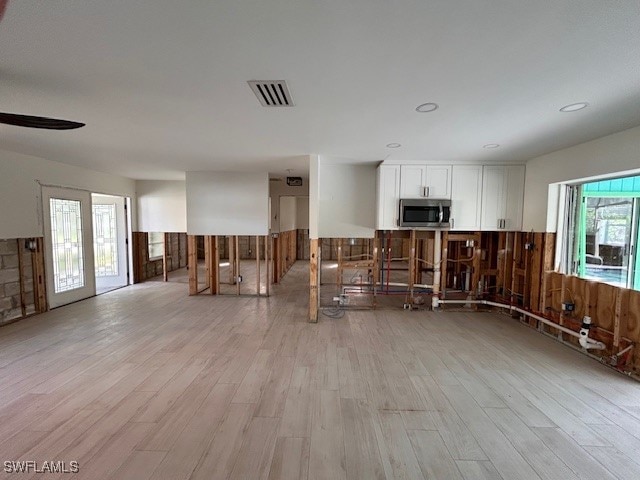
399;199;451;228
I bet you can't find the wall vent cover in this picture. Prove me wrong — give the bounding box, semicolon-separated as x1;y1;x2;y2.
248;80;295;107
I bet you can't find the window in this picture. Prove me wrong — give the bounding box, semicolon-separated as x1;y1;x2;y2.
565;175;640;290
148;232;165;260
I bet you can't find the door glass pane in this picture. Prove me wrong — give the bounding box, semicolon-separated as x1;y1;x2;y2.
92;203;118;277
50;198;85;292
583;197;633;287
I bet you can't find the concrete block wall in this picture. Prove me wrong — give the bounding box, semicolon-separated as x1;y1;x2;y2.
0;239;36;325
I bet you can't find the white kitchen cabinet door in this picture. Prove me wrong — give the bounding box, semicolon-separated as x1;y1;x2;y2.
450;165;482;231
399;165;427;199
376;165;400;230
480;165;525;231
424;165;452;199
503;165;525;231
481;166;506;231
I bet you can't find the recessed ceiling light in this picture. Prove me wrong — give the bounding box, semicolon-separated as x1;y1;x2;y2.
483;144;500;149
386;143;401;148
560;102;589;112
415;103;439;113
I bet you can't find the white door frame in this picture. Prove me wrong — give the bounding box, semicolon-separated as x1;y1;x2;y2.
42;186;96;308
92;193;129;291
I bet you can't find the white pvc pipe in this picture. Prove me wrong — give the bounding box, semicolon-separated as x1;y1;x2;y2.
438;298;607;350
381;282;434;289
578;316;604;350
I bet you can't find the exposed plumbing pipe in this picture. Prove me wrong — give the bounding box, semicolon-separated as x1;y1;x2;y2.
438;299;607;350
617;343;634;357
578;316;605;350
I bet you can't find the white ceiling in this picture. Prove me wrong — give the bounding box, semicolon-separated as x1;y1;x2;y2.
1;1;639;180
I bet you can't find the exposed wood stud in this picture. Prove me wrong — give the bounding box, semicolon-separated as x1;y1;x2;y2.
188;235;198;296
372;235;379;307
235;236;240;296
33;237;48;313
337;238;343;295
309;238;319;323
16;239;27;317
256;236;261;296
266;235;270;297
409;230;416;301
162;233;169;282
272;235;280;284
205;236;219;295
228;236;236;285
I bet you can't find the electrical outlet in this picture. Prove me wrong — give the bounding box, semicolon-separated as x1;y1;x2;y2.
561;302;575;312
237;275;243;283
339;294;349;306
525;242;535;250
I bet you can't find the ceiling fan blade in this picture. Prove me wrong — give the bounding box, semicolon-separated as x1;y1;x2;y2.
0;0;8;23
0;112;85;130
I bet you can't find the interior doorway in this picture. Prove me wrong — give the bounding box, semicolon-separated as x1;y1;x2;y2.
92;193;129;294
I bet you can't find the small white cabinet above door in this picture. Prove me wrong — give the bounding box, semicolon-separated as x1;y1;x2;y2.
480;165;525;231
376;165;400;230
400;165;451;199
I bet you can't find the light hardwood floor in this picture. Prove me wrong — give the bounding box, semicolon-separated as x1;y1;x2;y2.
1;261;640;479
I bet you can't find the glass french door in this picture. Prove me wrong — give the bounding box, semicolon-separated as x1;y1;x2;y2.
92;194;128;293
42;186;96;308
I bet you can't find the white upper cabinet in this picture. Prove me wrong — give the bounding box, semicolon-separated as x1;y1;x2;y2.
400;165;452;199
480;165;525;231
450;165;483;231
399;165;426;198
376;165;400;230
424;165;452;199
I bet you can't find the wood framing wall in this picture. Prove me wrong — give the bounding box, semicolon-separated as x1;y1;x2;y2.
542;271;640;372
0;238;47;326
132;232;188;283
273;230;297;283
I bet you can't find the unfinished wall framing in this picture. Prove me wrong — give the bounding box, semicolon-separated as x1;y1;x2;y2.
273;230;297;283
132;232;188;283
188;235;271;297
0;238;47;326
542;271;640;372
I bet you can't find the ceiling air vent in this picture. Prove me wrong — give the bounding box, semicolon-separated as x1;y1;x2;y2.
248;80;295;107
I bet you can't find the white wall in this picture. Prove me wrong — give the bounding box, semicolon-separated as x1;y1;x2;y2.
523;125;640;231
296;196;309;230
279;196;297;232
0;150;137;239
316;156;377;238
309;155;320;239
137;180;186;232
186;171;269;235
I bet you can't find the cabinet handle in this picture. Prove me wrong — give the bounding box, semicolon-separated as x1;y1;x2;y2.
450;218;454;229
421;186;430;197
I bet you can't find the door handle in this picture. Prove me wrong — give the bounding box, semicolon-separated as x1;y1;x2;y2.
422;186;430;197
